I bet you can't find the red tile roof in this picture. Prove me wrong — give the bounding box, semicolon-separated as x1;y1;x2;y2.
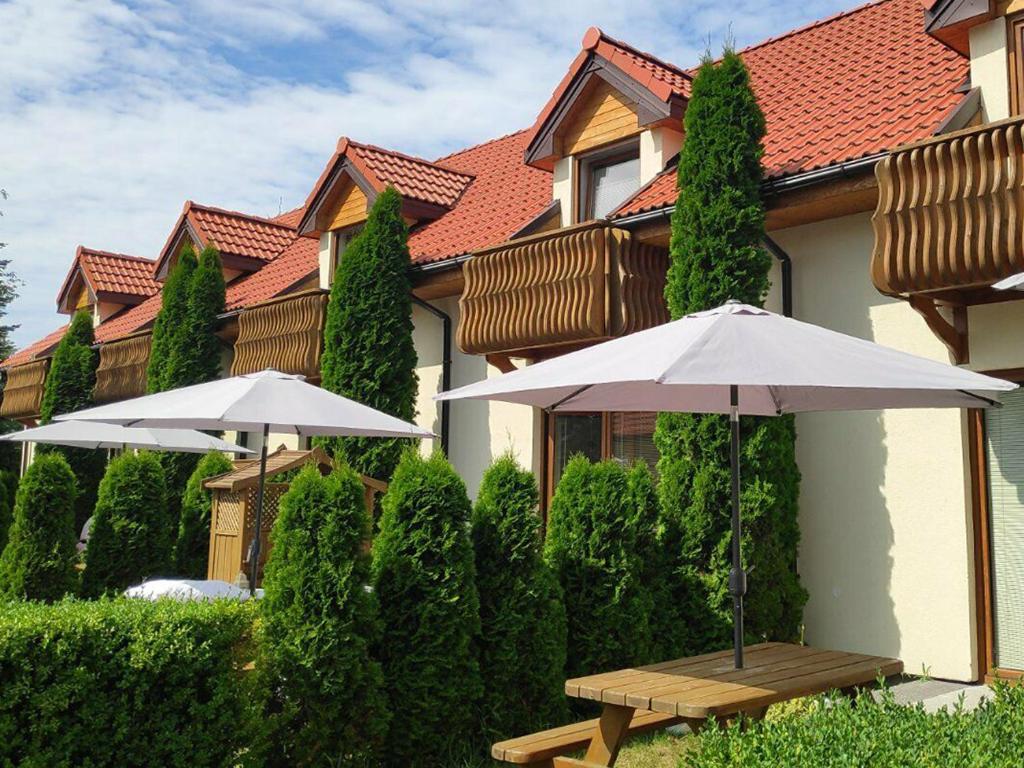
613;0;968;217
271;206;306;228
349;140;473;208
408;131;553;263
93;293;163;344
187;202;295;262
78;248;159;299
225;236;319;310
2;324;68;368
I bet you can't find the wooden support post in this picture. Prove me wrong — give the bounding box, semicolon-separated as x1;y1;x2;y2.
908;295;968;364
580;704;635;767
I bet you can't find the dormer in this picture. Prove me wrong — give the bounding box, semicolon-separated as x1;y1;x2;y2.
56;246;159;326
154;201;295;283
524;27;688;226
297;138;474;288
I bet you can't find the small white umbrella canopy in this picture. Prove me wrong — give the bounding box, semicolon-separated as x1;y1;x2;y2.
0;421;253;454
436;301;1018;668
124;579;259;602
993;272;1024;291
58;369;435;589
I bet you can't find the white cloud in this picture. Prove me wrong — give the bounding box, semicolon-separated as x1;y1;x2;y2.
0;0;850;348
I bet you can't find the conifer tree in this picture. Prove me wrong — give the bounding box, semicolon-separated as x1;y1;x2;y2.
655;51;806;655
174;450;233;578
38;309;104;531
165;244;225;389
82;451;171;596
544;457;656;678
147;244;197;393
373;451;481;765
320;187;418;482
260;464;389;766
472;454;568;740
0;453;78;601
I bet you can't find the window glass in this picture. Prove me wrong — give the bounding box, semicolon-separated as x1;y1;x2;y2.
590;155;640;219
552;414;602;489
610;412;659;474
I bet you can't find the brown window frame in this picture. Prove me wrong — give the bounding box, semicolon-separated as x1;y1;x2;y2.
574;140;641;224
1008;14;1024;116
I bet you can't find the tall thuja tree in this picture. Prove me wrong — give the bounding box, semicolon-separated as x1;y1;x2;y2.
472;454;568;741
0;235;22;474
655;51;806;655
38;310;105;531
147;244;197;394
320;187;418;481
174;450;233;578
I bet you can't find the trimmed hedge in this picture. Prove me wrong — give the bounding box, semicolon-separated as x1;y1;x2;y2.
0;453;78;602
174;451;233;578
83;452;171;597
260;464;389;766
544;456;657;679
319;187;418;482
687;684;1024;768
0;469;14;552
0;598;257;768
472;454;568;741
373;450;481;766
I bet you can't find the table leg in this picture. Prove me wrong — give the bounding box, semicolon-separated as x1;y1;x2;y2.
576;703;635;767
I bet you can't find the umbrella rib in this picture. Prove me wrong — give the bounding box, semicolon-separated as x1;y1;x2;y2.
546;384;594;412
958;389;1002;408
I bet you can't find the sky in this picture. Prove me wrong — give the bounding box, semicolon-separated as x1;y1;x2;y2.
0;0;855;349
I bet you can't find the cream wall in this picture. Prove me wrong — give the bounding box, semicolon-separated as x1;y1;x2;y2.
771;212;978;681
413;297;541;499
970;18;1011;122
968;300;1024;372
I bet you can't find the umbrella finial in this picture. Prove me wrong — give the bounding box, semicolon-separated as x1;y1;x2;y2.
725;298;742;305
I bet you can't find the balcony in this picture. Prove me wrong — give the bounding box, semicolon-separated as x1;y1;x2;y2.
872;116;1024;301
0;359;48;420
457;221;669;358
94;333;150;403
231;291;328;380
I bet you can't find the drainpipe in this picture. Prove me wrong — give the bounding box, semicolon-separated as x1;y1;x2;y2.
763;235;793;318
411;295;451;456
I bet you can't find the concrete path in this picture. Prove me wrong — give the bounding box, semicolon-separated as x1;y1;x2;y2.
879;678;994;713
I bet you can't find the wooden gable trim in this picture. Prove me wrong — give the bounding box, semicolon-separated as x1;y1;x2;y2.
155;220;203;281
926;0;996;54
301;158;379;237
525;53;684;170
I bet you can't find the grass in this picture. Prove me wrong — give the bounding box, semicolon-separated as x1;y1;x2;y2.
615;729;695;768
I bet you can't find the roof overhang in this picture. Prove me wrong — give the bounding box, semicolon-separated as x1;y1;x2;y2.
925;0;995;55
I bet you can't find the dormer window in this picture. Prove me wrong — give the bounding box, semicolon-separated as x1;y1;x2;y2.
579;142;641;221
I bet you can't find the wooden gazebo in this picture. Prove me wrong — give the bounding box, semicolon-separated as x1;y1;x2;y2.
204;446;387;586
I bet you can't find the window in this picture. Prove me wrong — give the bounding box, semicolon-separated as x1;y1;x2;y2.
578;144;641;221
330;225;363;283
1011;15;1024;116
547;411;659;503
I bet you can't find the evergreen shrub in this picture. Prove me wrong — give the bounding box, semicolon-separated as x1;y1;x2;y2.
147;244;197;394
0;453;78;601
0;598;257;768
472;454;568;740
82;452;171;597
320;187;418;482
373;450;481;766
260;464;388;766
174;451;233;578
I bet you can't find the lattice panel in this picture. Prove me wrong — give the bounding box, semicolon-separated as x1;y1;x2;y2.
215;492;244;535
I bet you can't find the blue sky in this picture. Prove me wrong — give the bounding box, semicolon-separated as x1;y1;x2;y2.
0;0;855;349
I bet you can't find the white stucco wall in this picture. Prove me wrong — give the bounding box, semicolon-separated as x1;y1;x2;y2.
970;18;1011;123
771;212;977;681
413;297;540;499
968;300;1024;372
553;158;575;227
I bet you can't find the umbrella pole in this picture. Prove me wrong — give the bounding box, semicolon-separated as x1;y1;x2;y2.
247;423;270;595
729;384;746;669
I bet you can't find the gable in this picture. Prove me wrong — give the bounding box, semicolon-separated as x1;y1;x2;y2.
558;79;640;156
324;179;370;231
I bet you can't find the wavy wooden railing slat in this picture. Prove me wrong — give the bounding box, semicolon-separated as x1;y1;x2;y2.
231;292;328;379
94;334;150;403
0;359;49;419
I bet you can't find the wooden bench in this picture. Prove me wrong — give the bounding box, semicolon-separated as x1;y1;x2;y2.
492;710;682;766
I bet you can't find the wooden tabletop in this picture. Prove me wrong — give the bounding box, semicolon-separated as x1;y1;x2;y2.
565;642;903;719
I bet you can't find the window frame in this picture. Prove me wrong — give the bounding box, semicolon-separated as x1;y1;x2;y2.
1008;13;1024;117
574;139;641;223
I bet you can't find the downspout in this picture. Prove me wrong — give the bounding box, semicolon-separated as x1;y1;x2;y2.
411;295;451;456
763;235;793;318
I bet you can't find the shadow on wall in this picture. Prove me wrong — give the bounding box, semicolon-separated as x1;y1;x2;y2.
776;213;899;662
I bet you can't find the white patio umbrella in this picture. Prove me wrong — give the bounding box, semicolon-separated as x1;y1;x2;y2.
993;272;1024;291
57;369;434;589
436;301;1018;668
0;420;253;454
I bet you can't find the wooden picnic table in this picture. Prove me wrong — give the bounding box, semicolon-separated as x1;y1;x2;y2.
559;642;902;767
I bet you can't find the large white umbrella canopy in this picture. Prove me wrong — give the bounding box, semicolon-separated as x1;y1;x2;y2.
993;272;1024;291
1;421;252;454
58;368;434;591
436;301;1017;668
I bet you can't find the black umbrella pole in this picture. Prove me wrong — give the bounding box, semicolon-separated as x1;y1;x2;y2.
248;423;270;595
729;385;747;669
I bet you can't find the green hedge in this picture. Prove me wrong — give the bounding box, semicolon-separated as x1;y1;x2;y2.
83;452;171;597
0;598;257;768
175;451;233;578
260;464;388;766
472;454;568;740
0;452;78;602
687;684;1024;768
373;450;481;766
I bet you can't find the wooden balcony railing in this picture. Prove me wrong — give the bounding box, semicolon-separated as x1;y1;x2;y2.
94;333;150;403
457;222;668;357
872;116;1024;298
0;359;48;420
231;291;328;380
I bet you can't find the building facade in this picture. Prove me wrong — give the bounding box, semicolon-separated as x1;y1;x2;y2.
4;0;1024;683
